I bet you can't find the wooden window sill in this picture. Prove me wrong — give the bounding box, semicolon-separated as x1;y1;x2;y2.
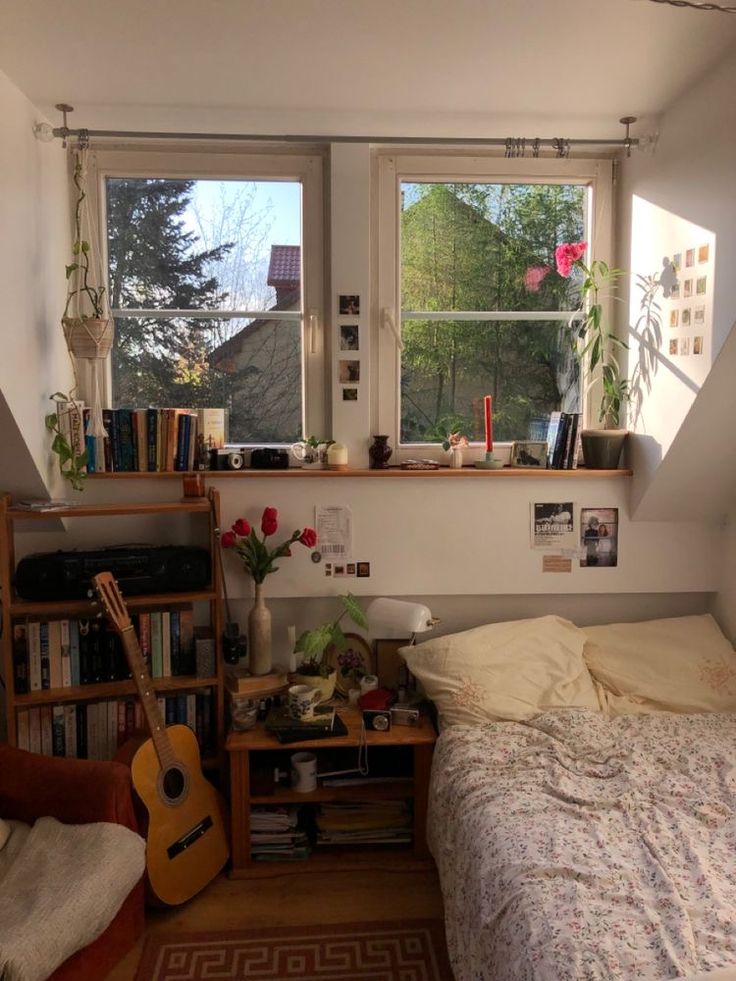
86;466;631;479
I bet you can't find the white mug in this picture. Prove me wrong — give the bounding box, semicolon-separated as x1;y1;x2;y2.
360;674;379;695
290;441;324;468
291;751;317;793
288;684;321;721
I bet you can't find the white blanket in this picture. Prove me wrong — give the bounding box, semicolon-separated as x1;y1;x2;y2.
0;816;145;981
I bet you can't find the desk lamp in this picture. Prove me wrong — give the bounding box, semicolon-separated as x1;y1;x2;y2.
365;598;437;643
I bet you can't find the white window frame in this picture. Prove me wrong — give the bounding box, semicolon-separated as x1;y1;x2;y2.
374;152;614;464
86;143;327;445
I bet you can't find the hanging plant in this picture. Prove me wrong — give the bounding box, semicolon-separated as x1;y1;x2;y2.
45;392;87;492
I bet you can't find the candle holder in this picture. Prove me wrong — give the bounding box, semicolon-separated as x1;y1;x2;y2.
475;451;504;470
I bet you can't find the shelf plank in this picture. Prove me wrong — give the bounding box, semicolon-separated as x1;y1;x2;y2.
13;675;219;706
8;500;211;519
250;781;414;805
9;589;217;617
87;466;631;479
228;848;434;879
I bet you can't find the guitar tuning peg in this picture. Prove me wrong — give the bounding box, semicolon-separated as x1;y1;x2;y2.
96;611;103;619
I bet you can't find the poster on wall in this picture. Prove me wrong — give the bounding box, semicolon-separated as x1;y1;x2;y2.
531;502;575;550
579;508;618;568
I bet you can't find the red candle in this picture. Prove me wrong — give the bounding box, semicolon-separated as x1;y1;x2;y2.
484;395;493;452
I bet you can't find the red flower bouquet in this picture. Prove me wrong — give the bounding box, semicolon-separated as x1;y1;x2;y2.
221;507;317;583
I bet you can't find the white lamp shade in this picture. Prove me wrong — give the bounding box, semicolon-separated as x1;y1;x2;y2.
366;598;434;638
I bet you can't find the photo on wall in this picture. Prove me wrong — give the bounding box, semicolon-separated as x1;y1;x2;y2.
339;324;359;351
339;294;360;315
339;360;360;383
580;507;618;568
531;502;575;550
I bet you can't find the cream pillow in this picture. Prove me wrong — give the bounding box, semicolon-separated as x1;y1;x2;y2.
0;818;9;851
399;614;600;727
582;614;736;715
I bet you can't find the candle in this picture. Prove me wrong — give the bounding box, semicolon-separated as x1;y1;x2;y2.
484;395;493;452
327;442;348;469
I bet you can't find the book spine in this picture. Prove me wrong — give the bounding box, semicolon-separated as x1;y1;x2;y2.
40;704;53;756
138;612;151;670
102;409;116;472
51;706;65;756
134;410;148;472
76;703;88;759
87;702;100;760
28;621;42;691
545;411;562;468
170;610;181;676
48;620;62;690
552;412;570;469
180;608;195;675
161;611;171;677
156;410;165;472
150;612;163;678
107;701;118;760
64;705;78;758
125;700;136;741
186;692;197;733
12;623;29;694
83;407;96;475
175;412;188;472
118;408;134;472
176;692;187;725
28;708;41;755
147;408;158;472
197;408;226;451
165;695;176;725
39;622;50;689
89;622;104;683
16;708;30;751
79;626;91;685
565;413;581;469
60;619;72;687
187;413;198;470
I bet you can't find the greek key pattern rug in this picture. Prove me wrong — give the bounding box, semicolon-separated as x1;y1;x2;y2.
135;919;453;980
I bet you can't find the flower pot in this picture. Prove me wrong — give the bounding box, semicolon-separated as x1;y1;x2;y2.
580;429;628;470
248;583;272;675
369;435;392;469
291;669;336;704
62;317;114;359
449;446;463;469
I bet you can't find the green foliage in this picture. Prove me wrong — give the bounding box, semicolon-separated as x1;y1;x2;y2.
63;155;106;321
294;593;368;674
45;393;87;492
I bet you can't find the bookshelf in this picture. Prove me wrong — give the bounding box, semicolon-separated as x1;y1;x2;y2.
0;485;225;769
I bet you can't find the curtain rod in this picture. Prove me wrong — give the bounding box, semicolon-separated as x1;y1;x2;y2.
39;108;639;157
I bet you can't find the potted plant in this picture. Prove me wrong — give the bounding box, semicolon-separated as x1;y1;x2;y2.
442;431;469;469
45;392;87;491
293;593;368;702
555;242;630;469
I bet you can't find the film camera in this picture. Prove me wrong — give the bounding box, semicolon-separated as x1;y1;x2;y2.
250;447;289;470
209;448;245;471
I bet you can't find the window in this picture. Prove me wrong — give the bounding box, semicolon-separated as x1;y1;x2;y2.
376;155;613;459
91;147;325;444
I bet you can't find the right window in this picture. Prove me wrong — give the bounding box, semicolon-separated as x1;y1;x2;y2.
376;156;613;458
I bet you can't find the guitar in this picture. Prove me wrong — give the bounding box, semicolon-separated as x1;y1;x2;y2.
92;571;229;906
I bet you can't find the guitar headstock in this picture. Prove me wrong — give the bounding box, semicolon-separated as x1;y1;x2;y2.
92;571;131;633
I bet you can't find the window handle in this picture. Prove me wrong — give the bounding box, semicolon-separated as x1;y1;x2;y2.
381;308;404;351
308;309;319;355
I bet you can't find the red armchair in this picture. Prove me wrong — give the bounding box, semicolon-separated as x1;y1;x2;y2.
0;743;145;981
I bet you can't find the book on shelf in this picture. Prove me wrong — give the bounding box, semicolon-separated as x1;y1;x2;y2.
265;703;336;733
225;667;289;696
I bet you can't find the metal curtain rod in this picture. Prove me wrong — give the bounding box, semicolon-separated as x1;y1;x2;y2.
42;107;640;157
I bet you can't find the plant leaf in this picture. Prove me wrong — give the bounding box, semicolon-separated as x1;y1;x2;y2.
340;592;368;629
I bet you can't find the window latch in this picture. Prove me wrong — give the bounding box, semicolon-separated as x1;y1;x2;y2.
381;308;404;351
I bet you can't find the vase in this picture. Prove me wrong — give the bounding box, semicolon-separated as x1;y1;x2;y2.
369;434;392;469
248;582;272;676
580;429;628;470
291;669;336;704
449;446;463;469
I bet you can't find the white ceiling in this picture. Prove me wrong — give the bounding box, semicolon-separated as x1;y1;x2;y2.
1;0;735;138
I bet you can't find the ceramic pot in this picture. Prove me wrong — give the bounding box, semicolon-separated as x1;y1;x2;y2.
248;582;272;675
291;669;336;704
580;429;628;470
449;446;463;469
368;434;392;469
62;317;114;359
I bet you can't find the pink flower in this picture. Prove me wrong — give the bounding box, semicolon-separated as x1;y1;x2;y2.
555;242;587;278
524;265;551;292
299;527;317;548
232;518;251;537
261;507;278;537
221;530;237;549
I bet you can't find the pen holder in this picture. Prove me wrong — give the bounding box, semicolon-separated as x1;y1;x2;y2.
475;451;504;470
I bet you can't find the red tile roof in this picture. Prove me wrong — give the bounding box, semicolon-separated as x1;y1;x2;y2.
267;245;300;288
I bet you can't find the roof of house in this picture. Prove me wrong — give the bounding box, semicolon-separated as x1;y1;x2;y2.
208;286;300;369
267;245;300;289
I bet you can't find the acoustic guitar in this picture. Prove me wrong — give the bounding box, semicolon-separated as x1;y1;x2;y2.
92;571;229;906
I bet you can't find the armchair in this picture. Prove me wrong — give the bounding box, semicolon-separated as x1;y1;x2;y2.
0;743;145;981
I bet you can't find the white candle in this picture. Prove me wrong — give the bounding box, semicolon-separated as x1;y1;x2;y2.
327;442;348;469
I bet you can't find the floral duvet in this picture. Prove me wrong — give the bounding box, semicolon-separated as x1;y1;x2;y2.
428;710;736;981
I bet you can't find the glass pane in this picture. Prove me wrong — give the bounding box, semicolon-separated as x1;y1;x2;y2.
400;319;579;444
113;315;302;444
107;178;303;442
400;182;585;313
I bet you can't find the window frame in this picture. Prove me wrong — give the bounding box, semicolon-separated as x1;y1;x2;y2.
86;143;327;446
374;152;614;463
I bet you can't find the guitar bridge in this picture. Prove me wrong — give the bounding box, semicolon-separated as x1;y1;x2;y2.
167;815;214;859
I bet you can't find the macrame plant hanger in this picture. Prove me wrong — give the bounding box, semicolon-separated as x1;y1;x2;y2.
61;128;113;447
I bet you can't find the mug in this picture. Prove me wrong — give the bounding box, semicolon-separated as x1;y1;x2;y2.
359;674;379;695
288;684;321;721
290;751;317;793
290;441;328;469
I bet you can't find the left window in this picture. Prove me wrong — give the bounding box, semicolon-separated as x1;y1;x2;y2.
90;147;325;444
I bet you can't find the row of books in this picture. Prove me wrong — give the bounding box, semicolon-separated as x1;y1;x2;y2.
250;807;311;862
57;401;226;474
15;689;215;760
12;609;199;694
545;411;582;469
315;800;413;847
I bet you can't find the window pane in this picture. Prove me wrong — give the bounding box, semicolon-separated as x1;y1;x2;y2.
401;182;585;313
107;178;303;442
400;319;579;444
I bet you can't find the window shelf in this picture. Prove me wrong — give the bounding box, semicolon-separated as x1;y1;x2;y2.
86;467;631;480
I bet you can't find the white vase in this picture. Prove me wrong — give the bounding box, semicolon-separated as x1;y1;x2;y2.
449;446;463;469
248;582;272;675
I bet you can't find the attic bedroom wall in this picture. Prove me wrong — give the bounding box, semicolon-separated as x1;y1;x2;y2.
0;69;71;498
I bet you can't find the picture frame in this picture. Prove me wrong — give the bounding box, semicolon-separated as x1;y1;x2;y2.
510;440;548;469
325;633;374;696
374;638;411;691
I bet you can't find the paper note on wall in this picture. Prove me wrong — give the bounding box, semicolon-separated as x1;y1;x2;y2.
316;506;353;562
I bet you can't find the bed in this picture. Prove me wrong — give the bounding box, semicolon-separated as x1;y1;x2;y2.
400;614;736;981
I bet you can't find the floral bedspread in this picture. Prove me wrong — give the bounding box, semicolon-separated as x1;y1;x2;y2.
428;710;736;981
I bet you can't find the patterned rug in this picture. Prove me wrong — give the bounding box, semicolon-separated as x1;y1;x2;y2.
135;919;453;980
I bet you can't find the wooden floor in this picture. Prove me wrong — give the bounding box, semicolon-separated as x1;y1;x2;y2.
106;865;446;980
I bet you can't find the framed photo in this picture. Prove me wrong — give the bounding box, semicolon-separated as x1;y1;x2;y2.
325;633;373;695
510;440;548;469
339;359;360;383
339;324;359;351
374;638;410;691
339;294;360;316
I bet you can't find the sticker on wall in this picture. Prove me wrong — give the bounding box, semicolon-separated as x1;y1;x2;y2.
339;294;360;316
682;308;691;327
356;561;371;578
340;324;359;351
580;507;618;568
694;336;703;355
342;387;358;401
542;555;572;573
339;360;360;383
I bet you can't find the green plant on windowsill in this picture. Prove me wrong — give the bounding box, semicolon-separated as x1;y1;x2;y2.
45;392;87;492
294;593;368;678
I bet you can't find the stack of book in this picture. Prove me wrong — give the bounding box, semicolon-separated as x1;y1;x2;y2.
250;807;310;861
225;668;289;699
264;703;346;743
315;800;413;847
545;411;582;469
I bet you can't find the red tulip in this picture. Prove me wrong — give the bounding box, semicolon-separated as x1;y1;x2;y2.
232;518;251;537
299;527;317;548
221;530;237;549
261;507;278;536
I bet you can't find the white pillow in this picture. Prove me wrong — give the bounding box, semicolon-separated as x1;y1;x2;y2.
0;819;9;851
582;614;736;715
399;615;600;727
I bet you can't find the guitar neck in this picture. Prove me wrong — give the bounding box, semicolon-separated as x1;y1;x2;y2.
120;624;176;770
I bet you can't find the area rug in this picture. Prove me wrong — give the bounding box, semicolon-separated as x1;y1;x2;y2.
134;918;453;980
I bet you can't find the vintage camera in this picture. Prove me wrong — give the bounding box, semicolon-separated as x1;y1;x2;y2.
251;447;289;470
362;709;391;732
209;448;244;471
390;706;420;727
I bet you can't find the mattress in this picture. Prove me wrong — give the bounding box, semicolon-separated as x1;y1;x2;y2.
428;709;736;980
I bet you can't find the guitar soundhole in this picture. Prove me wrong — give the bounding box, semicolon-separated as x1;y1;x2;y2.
162;767;186;803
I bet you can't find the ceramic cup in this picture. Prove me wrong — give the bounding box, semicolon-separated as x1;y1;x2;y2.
359;674;379;695
290;441;328;469
290;751;318;793
288;683;321;721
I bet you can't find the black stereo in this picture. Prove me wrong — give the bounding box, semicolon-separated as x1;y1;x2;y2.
15;546;211;601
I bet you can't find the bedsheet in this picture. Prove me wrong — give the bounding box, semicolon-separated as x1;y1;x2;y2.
428;710;736;981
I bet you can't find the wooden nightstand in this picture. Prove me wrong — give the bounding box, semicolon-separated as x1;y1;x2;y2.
225;705;436;877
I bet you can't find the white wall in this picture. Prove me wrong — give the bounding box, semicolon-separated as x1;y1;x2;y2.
0;69;72;496
712;513;736;645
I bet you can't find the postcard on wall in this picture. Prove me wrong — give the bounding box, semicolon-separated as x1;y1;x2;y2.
340;324;359;351
316;505;353;562
531;502;575;550
580;507;618;568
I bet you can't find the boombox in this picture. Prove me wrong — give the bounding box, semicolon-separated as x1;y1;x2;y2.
15;546;211;601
